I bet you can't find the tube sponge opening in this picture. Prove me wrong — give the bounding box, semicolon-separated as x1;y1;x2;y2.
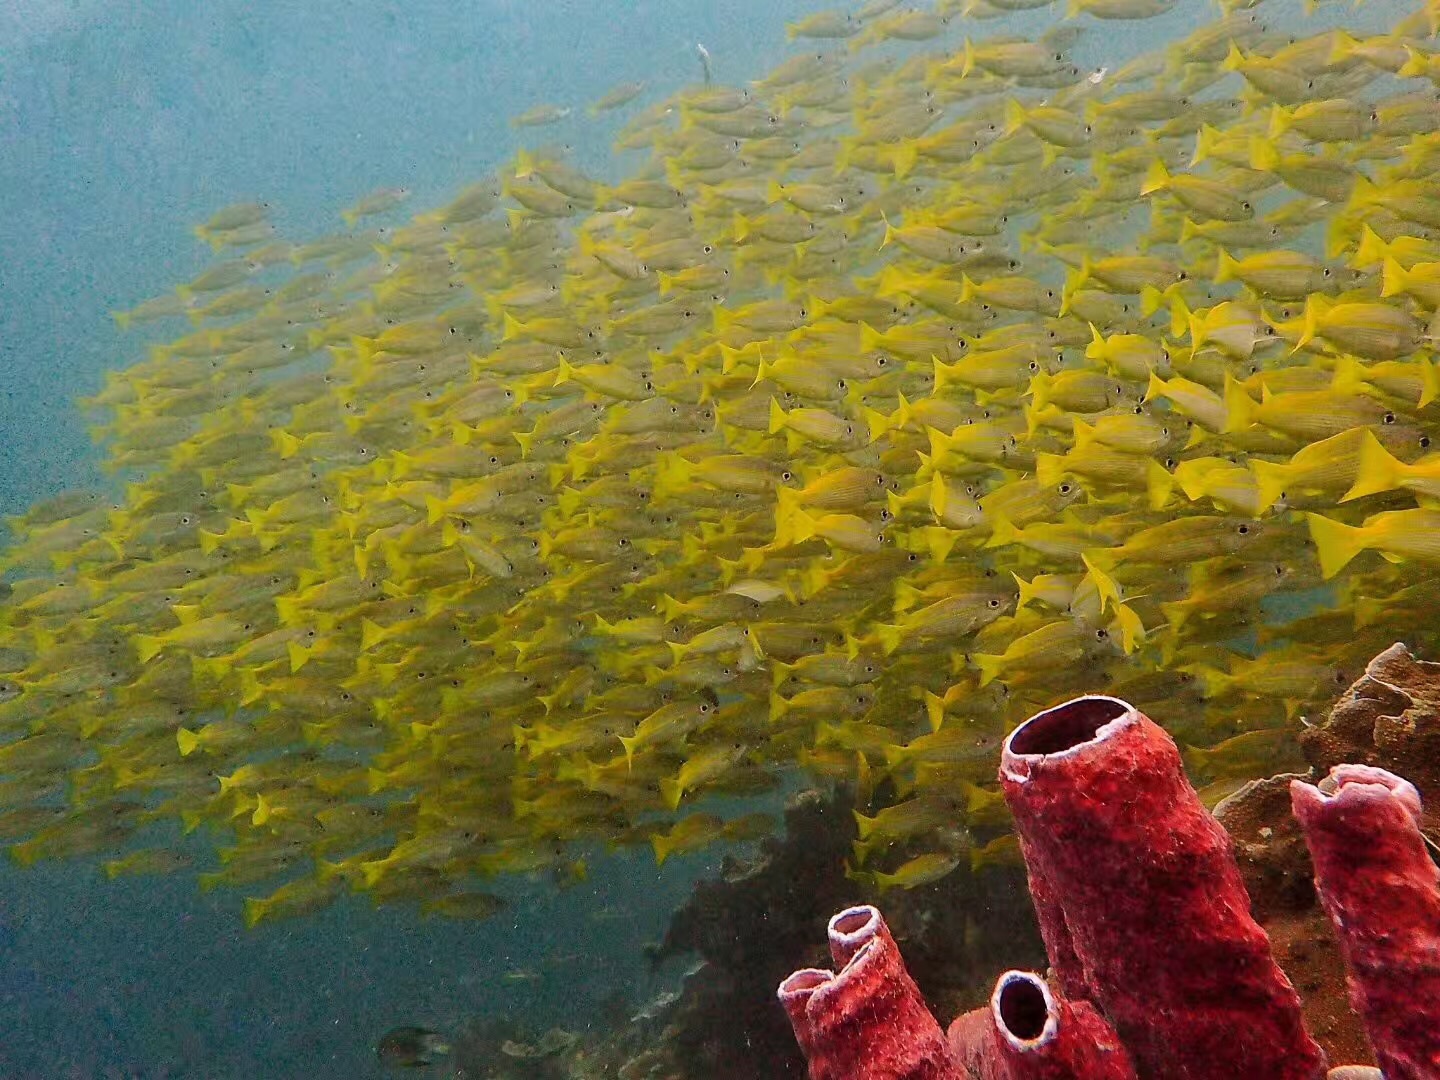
1009;695;1129;756
997;976;1049;1041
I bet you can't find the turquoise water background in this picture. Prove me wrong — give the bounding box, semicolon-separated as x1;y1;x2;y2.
0;0;1409;1074
1;6;828;1073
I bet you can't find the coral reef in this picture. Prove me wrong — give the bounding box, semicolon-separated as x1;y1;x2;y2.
780;683;1440;1080
642;785;1042;1079
648;787;857;1078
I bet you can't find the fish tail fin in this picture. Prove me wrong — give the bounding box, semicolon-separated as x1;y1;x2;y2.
1266;104;1292;141
1353;223;1388;270
851;809;878;842
983;511;1019;551
1341;429;1402;503
1247;134;1280;173
973;652;1004;688
1003;98;1028;138
176;727;201;757
767;396;788;435
923;689;948;732
1398;44;1430;79
1140;158;1171;197
659;778;684;812
270;428;302;459
892;142;919;181
1380;255;1411;299
1213;248;1241;287
875;623;903;656
1222;373;1256;434
1033;452;1066;491
1140;460;1175;515
1305;512;1368;579
1244;458;1287;514
768;689;791;723
788;507;817;545
287;641;312;674
135;634;166;665
1419;354;1439;409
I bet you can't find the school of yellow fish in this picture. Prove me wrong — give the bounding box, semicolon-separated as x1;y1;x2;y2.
2;0;1440;924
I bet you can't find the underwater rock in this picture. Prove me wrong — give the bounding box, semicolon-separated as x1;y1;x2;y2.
650;787;855;1078
444;1017;577;1079
1215;641;1440;1067
778;905;961;1080
1293;765;1440;1080
1298;643;1440;827
998;695;1325;1080
649;785;1042;1078
376;1025;451;1068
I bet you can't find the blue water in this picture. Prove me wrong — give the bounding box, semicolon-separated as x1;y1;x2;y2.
0;0;1414;1073
0;3;824;1074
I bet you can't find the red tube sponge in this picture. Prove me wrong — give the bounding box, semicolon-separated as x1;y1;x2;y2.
988;970;1137;1080
778;904;961;1080
999;695;1325;1080
1292;764;1440;1080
